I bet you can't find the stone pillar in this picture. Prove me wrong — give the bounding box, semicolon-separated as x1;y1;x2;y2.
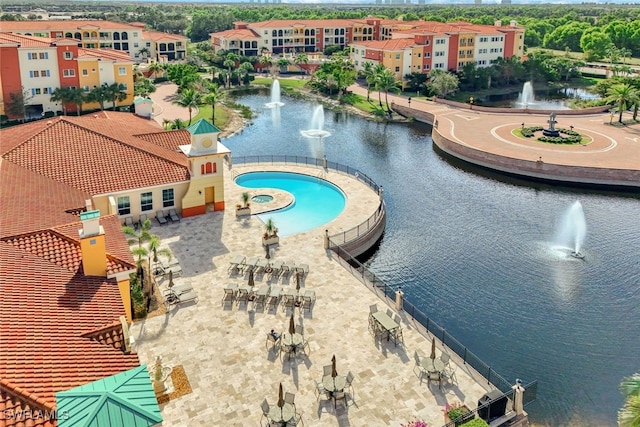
512;381;525;415
378;186;384;201
324;229;329;249
323;155;328;170
395;286;404;311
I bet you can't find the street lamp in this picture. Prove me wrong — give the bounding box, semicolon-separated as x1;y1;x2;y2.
408;97;412;108
609;111;614;124
469;96;474;109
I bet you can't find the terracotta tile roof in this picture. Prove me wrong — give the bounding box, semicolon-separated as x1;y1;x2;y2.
1;114;189;196
143;30;188;42
0;378;56;427
0;32;52;47
0;160;89;239
350;38;416;50
1;215;135;276
248;18;364;28
134;129;192;151
210;28;259;40
77;48;134;62
0;20;143;32
0;241;140;409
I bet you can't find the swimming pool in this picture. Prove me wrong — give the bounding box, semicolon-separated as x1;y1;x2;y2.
235;171;346;237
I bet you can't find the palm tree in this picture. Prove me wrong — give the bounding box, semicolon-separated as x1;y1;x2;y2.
238;61;254;85
87;85;109;110
68;87;85;116
138;47;150;60
175;87;201;125
105;83;128;111
148;61;163;80
171;118;186;129
362;61;376;101
50;87;73;115
619;373;640;427
202;83;224;124
374;67;401;117
294;53;308;74
372;64;386;107
223;52;239;88
277;58;290;75
123;218;153;275
259;55;273;75
606;83;639;123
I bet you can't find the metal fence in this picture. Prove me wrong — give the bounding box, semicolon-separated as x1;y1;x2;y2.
329;243;538;419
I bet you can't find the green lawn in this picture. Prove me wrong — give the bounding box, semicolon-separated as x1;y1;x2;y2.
252;76;307;89
193;104;228;129
531;48;640;66
348;94;387;114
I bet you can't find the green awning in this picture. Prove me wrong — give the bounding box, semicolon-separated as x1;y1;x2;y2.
56;365;162;427
187;118;221;135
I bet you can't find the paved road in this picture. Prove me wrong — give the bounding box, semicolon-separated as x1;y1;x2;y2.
151;82;195;127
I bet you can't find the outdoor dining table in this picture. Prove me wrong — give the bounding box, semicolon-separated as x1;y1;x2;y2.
281;332;304;354
422;358;445;374
371;311;400;342
322;375;347;394
267;402;295;425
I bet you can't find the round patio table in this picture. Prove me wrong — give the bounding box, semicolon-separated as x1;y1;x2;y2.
422;358;445;374
322;375;347;393
281;333;304;351
268;402;295;425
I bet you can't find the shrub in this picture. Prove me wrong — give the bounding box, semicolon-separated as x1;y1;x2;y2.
460;419;489;427
401;419;428;427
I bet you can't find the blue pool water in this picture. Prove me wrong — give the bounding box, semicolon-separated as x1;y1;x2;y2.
235;171;346;236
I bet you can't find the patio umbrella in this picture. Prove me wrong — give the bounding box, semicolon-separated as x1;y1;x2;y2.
248;269;255;287
430;337;436;360
331;354;337;378
289;314;295;335
167;270;174;289
295;273;301;292
277;383;284;408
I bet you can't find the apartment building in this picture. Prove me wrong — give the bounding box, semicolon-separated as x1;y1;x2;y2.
0;33;134;119
0;20;188;62
211;18;524;77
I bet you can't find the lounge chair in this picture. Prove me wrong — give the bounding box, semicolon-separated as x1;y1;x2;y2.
243;256;259;272
281;291;296;312
269;260;283;278
228;255;245;273
163;263;182;278
281;261;295;277
139;214;149;228
301;290;315;313
267;285;281;310
163;283;193;296
123;215;137;229
253;284;270;308
164;289;198;307
236;286;250;306
295;263;309;277
255;258;269;275
222;288;235;307
169;208;181;222
156;210;168;225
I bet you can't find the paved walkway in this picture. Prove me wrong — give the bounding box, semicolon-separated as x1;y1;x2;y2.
347;83;640;184
151;82;194;127
130;163;495;426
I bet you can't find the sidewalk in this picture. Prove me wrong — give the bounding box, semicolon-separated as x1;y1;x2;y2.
151;82;194;127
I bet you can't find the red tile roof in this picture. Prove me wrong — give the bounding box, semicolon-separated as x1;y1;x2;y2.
0;32;52;47
77;48;134;62
143;30;188;42
134;129;192;151
0;160;89;239
1;114;190;196
0;20;144;32
0;241;140;408
210;28;259;41
351;38;416;50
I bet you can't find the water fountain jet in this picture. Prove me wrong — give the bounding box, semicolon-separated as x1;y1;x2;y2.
300;105;331;140
265;79;284;109
554;201;587;259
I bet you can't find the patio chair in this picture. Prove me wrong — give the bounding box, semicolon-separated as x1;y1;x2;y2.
253;285;270;309
369;304;378;314
284;392;295;408
168;208;180;222
244;256;259;272
138;214;149;228
266;332;280;351
323;365;333;376
286;411;304;427
222;288;235;307
413;351;428;382
295;263;309;277
282;293;295;312
123;215;137;229
440;353;451;367
313;379;329;402
427;371;442;389
228;255;245;273
294;325;303;336
163;263;182;278
345;371;354;390
260;399;270;427
392;325;404;346
386;308;394;318
280;342;294;361
156;210;168;225
281;261;295;277
301;291;315;313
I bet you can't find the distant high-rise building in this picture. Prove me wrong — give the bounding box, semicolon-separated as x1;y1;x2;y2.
475;0;482;4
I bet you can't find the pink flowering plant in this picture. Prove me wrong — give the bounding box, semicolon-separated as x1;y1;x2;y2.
401;419;428;427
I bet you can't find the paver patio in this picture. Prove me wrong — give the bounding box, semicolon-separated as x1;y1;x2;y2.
130;163;496;426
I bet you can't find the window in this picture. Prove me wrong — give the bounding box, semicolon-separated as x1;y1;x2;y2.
82;69;88;76
425;52;430;58
395;54;400;60
43;87;52;94
133;32;139;37
30;70;40;78
63;69;75;77
134;42;139;48
200;162;217;175
117;196;131;215
162;189;174;208
118;67;126;75
435;63;444;69
31;88;41;95
423;64;430;70
395;66;400;72
140;192;153;212
435;39;445;45
39;52;48;59
83;85;90;92
146;42;151;47
435;51;444;57
63;51;73;60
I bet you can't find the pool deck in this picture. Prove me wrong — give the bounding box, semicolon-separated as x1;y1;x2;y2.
130;163;496;426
